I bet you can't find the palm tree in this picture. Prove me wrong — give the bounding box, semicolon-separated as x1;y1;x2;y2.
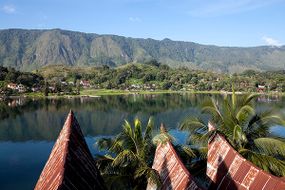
180;89;285;176
95;117;161;190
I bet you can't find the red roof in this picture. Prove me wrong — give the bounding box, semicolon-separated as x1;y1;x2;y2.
207;133;285;190
34;111;105;190
147;129;203;190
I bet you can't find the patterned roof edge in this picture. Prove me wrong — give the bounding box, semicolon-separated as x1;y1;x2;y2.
207;122;285;190
147;124;204;190
34;110;105;190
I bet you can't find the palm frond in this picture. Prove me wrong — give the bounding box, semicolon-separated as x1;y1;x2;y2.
233;124;241;141
179;117;207;132
153;132;174;145
96;137;114;151
197;146;208;160
134;118;143;143
112;149;138;167
109;138;124;154
123;120;133;138
249;110;285;128
231;85;236;109
201;98;224;124
242;93;259;106
241;148;285;176
181;145;197;158
254;137;285;157
261;114;285;126
190;130;215;146
95;154;116;174
236;105;255;123
144;116;154;142
134;166;161;188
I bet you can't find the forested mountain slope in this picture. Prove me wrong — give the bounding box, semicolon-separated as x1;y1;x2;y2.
0;28;285;73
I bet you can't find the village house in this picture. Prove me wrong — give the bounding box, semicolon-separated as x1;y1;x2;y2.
129;84;141;90
7;83;27;92
31;86;41;92
7;83;17;90
80;80;91;88
257;85;266;93
61;81;68;86
49;86;56;92
17;84;26;93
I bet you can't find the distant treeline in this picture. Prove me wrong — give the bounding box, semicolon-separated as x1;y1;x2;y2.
0;66;43;87
37;60;285;92
1;60;285;94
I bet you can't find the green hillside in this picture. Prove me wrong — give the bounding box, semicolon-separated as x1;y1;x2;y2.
1;29;285;73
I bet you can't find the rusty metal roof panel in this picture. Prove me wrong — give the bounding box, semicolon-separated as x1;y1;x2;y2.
34;111;105;190
250;171;271;190
147;141;204;190
207;133;285;190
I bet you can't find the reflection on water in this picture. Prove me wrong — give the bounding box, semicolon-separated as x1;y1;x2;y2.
0;94;215;141
0;93;285;190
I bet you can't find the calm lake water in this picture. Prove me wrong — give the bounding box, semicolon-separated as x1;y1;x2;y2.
0;93;285;190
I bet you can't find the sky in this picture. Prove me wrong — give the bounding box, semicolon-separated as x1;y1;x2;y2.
0;0;285;47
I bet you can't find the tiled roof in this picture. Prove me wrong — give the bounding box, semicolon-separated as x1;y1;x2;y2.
147;126;203;190
34;111;105;190
207;133;285;190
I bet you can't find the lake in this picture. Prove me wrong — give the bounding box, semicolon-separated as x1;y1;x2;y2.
0;93;284;190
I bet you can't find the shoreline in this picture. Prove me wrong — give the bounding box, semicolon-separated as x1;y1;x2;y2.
1;89;284;100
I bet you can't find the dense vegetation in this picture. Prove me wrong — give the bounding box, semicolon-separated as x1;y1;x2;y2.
0;66;43;95
1;62;285;96
37;62;285;92
1;29;285;72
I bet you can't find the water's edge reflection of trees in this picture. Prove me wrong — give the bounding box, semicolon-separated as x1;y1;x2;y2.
0;94;283;142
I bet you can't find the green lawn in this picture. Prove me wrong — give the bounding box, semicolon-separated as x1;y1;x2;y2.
80;89;175;96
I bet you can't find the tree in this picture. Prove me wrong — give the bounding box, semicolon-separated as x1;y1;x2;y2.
144;59;161;67
5;71;17;82
161;82;172;90
156;72;166;81
159;64;170;70
95;118;161;189
180;89;285;176
0;66;8;80
43;81;49;96
142;73;155;83
76;80;80;95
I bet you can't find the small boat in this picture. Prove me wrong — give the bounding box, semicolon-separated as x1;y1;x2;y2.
34;111;105;190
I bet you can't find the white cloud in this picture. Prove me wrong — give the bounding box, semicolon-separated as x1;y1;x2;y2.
129;17;142;22
262;36;282;47
2;4;16;14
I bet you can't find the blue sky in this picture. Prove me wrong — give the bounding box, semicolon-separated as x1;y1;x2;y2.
0;0;284;47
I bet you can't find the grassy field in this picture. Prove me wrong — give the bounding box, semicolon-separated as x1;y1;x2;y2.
80;89;176;96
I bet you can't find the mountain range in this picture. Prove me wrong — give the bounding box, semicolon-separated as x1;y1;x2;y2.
0;28;285;73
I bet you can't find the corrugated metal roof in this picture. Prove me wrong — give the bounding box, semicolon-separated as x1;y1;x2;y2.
207;133;285;190
34;111;105;190
147;126;203;190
